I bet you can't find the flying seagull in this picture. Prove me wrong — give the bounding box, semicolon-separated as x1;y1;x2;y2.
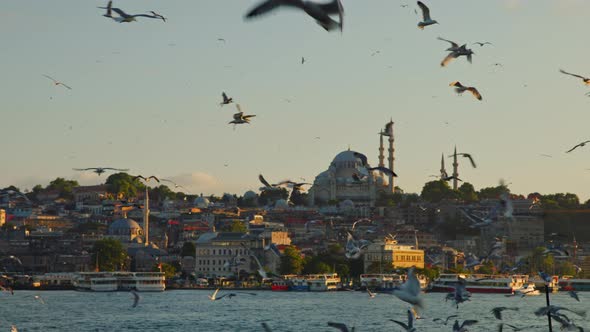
491;307;519;320
220;92;233;106
390;309;416;332
473;41;492;47
443;175;462;182
441;45;474;67
367;166;398;177
352;151;368;167
131;290;141;308
559;69;590;85
448;153;477;168
99;1;166;22
453;320;478;332
42;75;72;90
229;104;256;125
568;290;580;302
161;179;187;191
392;267;424;310
449;81;482;100
566;140;590;153
367;288;376;298
73;167;129;175
244;0;345;32
149;11;166;21
301;57;305;64
133;175;160;183
417;1;438;29
433;315;458;325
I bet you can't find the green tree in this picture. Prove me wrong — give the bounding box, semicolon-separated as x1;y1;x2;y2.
478;185;510;200
458;182;478;202
106;173;144;199
258;188;289;206
541;193;580;209
92;238;128;271
181;242;196;257
47;177;79;199
149;185;176;203
420;180;457;203
477;260;495;274
280;246;304;275
153;262;177;279
225;220;247;233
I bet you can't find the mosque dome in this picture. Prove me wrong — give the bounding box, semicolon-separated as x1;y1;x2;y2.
243;190;257;200
274;199;290;209
340;199;355;210
194;195;210;209
329;150;366;182
108;218;143;238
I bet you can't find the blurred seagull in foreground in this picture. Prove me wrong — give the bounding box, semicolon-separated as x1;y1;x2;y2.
392;267;424;311
43;75;72;90
566;140;590;153
327;322;355;332
449;81;482;101
453;319;478;332
441;45;474;67
229;104;256;125
390;309;416;332
131;290;140;308
559;69;590;85
433;315;458;325
245;0;344;32
568;290;580;302
417;1;438;29
491;307;519;320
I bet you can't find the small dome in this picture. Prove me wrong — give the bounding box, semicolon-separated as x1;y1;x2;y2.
331;150;363;165
340;199;355;210
109;218;142;232
274;199;290;209
194;195;210;208
243;190;257;200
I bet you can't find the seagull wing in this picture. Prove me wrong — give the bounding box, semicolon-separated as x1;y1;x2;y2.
245;0;301;18
243;114;256;119
467;87;482;100
131;290;140;307
390;320;410;330
465;154;477;168
222;92;229;102
73;168;95;171
327;322;350;332
133;175;147;181
417;1;431;21
461;320;479;328
148;176;160;182
58;83;72;90
103;168;129;171
316;0;341;14
559;69;588;80
259;174;273;187
111;7;131;18
441;53;458;67
438;37;458;49
353;152;368;166
42;75;57;83
566;143;583;153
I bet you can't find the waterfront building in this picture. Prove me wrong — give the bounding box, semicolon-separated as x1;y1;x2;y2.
363;237;424;273
194;232;263;278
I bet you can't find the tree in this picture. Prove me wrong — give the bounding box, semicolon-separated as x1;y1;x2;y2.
47;177;79;199
541;193;580;209
181;242;196;258
458;182;478;202
149;185;176;203
92;238;128;271
420;180;457;203
106;173;144;199
258;188;289;206
478;185;509;200
221;220;247;233
153;262;177;279
280;246;304;275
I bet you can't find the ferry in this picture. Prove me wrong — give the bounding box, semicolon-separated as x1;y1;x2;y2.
73;272;165;292
271;279;289;291
33;273;76;290
307;273;340;292
288;277;309;291
559;276;590;292
515;283;540;296
429;274;528;294
360;274;404;291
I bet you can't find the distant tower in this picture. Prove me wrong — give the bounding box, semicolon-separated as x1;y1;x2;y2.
144;186;150;246
378;132;385;167
452;146;459;190
440;153;448;180
386;119;395;192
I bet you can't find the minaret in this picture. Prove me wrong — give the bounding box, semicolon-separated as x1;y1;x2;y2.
386;119;395;192
378;132;385;167
452;146;459;190
440;153;447;180
144;186;150;246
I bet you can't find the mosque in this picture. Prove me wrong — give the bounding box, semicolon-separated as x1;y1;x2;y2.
307;120;396;208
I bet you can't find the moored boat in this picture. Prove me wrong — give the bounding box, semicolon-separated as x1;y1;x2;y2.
271;279;289;291
515;283;540;296
559;277;590;291
429;274;528;294
73;272;165;292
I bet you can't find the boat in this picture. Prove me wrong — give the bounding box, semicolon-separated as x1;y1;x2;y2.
515;283;540;296
360;273;404;291
428;274;528;294
73;272;165;292
288;277;309;291
271;279;289;291
559;277;590;291
307;273;340;292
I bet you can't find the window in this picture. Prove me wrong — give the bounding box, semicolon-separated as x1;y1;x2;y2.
213;249;216;255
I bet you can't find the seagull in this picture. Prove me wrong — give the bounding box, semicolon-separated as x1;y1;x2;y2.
452;320;478;332
392;267;424;310
42;75;72;90
367;288;376;298
433;315;458;325
327;322;355;332
437;37;461;52
534;305;586;318
73;167;129;175
161;179;187;191
443;175;462;182
491;307;519;320
417;1;438;29
367;166;398;177
149;11;166;21
351;218;371;230
568;290;580;302
240;243;268;279
133;175;160;183
449;277;471;309
449;81;482;100
229;104;256;125
33;295;46;304
473;41;492;47
208;288;221;301
261;323;273;332
550;314;584;332
98;1;166;22
220;92;233;106
566;140;590;153
214;292;257;300
131;290;140;307
244;0;345;32
441;46;474;67
540;154;553;158
345;231;369;259
390;309;416;332
448;153;477;168
497;323;538;331
217;38;226;43
559;69;590;85
258;174;281;191
353;151;368;167
10;326;17;332
302;57;305;64
371;50;381;56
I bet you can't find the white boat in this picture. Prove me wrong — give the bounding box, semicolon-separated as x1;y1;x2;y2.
515;283;540;296
429;274;528;294
73;272;165;292
307;273;340;292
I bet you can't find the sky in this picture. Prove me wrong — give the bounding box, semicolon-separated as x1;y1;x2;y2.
1;0;590;200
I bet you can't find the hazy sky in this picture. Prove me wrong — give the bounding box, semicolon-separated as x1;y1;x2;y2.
1;0;590;200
